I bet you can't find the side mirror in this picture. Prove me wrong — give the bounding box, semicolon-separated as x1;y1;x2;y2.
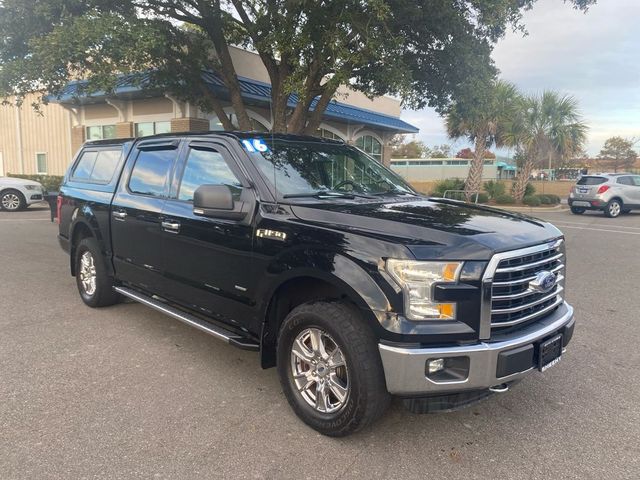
193;185;247;220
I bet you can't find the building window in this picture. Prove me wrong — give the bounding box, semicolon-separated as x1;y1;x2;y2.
134;121;171;137
86;125;116;141
355;135;382;162
36;153;47;174
316;128;344;141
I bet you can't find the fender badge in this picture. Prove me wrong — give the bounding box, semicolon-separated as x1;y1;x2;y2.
256;228;287;241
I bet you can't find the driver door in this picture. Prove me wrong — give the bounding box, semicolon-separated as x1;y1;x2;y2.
160;140;257;328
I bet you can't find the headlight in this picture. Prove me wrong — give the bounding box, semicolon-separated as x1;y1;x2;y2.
24;185;40;190
386;260;463;321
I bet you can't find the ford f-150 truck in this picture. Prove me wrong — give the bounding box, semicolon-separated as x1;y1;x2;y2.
57;132;574;436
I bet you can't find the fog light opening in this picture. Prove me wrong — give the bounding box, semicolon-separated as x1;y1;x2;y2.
425;356;470;383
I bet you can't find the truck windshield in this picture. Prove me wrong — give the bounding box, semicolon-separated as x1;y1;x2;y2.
247;138;415;198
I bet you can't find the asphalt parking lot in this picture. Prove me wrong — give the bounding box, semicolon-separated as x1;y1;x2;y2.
1;205;639;479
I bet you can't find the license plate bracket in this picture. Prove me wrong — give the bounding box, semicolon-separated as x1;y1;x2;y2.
538;334;563;372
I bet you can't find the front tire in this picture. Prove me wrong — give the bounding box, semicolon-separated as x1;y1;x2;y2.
570;206;585;215
277;301;390;437
75;237;120;307
604;199;622;218
1;189;26;211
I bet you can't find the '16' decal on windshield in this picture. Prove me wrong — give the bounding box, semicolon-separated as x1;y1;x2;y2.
241;138;269;153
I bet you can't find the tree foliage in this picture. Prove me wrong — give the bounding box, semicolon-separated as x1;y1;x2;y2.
0;0;596;134
390;136;429;158
507;91;588;201
446;79;520;198
456;148;496;159
596;137;638;172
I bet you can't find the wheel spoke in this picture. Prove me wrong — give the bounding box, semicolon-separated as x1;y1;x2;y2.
327;377;348;403
291;337;314;363
327;347;345;368
308;328;328;358
315;382;329;412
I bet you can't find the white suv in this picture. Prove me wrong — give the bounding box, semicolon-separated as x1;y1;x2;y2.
0;177;45;211
568;173;640;217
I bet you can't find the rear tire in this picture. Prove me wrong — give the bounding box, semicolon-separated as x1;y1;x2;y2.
75;237;120;307
0;189;26;211
604;199;622;218
570;206;585;215
277;301;390;437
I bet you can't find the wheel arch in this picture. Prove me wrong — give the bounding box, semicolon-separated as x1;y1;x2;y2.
258;256;390;369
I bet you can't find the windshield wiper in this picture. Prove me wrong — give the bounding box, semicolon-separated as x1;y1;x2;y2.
372;188;416;196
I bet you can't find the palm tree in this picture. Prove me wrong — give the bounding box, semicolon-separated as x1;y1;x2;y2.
446;80;520;200
507;91;588;202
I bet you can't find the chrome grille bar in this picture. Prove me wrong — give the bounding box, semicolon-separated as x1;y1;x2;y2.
479;239;566;339
494;252;564;273
491;286;563;314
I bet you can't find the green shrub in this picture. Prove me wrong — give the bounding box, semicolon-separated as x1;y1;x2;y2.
546;194;561;204
523;195;541;206
511;182;536;198
483;180;506;199
476;192;490;204
6;173;63;193
536;194;552;205
494;194;515;205
525;183;536;196
431;178;466;197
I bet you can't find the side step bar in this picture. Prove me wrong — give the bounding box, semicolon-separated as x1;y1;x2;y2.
114;286;260;351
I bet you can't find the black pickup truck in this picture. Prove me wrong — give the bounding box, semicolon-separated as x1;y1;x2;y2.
57;132;574;436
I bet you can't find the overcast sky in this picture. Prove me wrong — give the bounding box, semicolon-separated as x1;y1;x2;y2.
400;0;640;157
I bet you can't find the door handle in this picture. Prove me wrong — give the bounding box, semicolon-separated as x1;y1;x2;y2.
161;220;181;233
112;211;127;221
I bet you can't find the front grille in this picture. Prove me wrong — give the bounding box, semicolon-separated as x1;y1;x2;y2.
489;240;565;332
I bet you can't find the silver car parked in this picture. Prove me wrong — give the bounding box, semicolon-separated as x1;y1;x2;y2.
568;173;640;217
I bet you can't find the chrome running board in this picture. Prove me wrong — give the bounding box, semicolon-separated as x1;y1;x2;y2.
114;286;259;351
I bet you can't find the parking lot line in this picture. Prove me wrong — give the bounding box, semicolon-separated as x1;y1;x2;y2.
548;219;640;230
553;224;640;235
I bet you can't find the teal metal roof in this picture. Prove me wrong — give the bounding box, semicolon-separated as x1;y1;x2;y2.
52;71;419;134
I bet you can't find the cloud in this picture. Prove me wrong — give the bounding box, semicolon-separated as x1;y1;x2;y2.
401;0;640;156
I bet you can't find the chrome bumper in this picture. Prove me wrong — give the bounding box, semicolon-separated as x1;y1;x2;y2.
378;302;574;395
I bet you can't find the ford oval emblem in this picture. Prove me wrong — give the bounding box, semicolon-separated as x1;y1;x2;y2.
529;271;557;293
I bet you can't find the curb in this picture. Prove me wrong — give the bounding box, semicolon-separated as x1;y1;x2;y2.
493;204;569;213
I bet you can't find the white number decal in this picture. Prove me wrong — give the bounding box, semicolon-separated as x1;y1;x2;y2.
241;138;269;153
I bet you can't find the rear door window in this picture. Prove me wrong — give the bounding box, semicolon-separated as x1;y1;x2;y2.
617;176;633;186
577;176;607;185
128;148;177;197
72;148;122;183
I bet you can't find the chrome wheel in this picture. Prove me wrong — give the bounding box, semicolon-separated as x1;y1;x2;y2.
1;193;21;211
608;201;621;217
290;328;349;414
79;251;97;296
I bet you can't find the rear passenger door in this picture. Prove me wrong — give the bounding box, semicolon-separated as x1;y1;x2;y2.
616;176;640;206
160;140;257;327
111;139;180;293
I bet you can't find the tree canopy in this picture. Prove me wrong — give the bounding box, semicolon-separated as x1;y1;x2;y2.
597;137;638;172
0;0;596;134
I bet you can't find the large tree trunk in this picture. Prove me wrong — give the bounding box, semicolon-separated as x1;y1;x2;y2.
464;135;487;202
203;2;252;131
513;157;535;202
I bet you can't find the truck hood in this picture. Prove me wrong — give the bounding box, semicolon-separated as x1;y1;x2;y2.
0;177;42;188
290;197;563;260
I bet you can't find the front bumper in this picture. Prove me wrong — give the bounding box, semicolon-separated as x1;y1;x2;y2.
378;302;574;395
